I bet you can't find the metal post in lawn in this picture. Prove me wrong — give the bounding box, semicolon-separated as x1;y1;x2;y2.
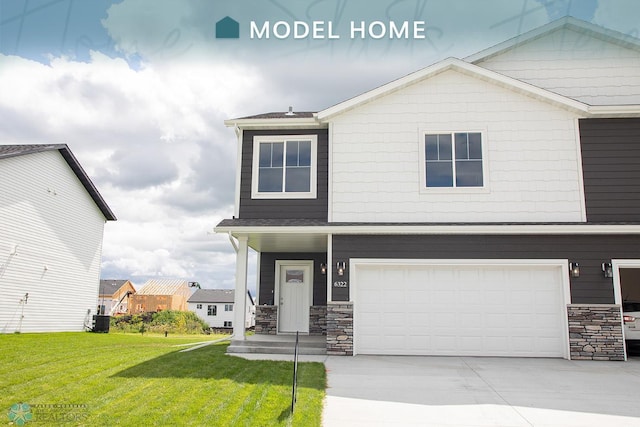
291;330;299;413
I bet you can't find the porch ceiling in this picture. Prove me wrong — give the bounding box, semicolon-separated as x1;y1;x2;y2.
244;232;328;252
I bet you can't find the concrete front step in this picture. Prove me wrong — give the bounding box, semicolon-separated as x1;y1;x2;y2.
227;338;327;355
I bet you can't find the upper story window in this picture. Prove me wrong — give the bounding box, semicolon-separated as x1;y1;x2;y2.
252;135;317;199
424;132;484;188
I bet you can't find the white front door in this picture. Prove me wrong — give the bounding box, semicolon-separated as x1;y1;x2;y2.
277;261;312;333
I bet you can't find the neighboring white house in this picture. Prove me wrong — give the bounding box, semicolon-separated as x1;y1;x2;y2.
188;289;255;329
0;144;116;333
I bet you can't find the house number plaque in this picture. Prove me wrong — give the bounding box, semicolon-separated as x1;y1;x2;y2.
333;281;348;288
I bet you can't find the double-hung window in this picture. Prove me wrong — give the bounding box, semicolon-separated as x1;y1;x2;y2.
207;305;217;316
252;135;317;198
424;132;484;188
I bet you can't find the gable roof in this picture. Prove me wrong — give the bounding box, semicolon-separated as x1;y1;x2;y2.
137;279;189;295
465;16;640;64
188;289;234;303
229;18;640;128
187;289;255;304
99;279;130;295
316;57;594;121
0;144;116;221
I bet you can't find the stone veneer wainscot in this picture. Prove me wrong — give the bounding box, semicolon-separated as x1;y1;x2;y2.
567;304;625;361
310;306;327;336
255;305;278;335
327;303;353;355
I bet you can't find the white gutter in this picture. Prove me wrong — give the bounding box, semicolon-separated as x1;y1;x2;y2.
216;224;640;235
587;104;640;117
223;117;322;129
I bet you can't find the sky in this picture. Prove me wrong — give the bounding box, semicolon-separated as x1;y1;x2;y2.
0;0;637;294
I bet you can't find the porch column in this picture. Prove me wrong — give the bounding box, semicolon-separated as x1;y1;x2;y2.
233;235;249;340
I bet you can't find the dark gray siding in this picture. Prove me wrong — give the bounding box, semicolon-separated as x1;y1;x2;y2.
580;118;640;222
332;234;640;304
259;253;327;306
239;129;328;220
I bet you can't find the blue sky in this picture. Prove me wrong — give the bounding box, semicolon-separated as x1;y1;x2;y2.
0;0;636;291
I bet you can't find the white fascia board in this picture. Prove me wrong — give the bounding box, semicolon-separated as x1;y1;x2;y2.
223;117;322;129
454;61;589;114
214;224;640;236
317;58;590;121
317;58;458;120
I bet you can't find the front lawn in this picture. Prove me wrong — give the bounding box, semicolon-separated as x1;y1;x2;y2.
0;333;325;426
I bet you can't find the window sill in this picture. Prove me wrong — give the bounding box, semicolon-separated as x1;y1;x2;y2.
251;192;317;200
419;186;490;195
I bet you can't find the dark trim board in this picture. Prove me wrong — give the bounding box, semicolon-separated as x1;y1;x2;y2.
580;118;640;222
259;252;328;306
331;234;640;303
239;129;329;220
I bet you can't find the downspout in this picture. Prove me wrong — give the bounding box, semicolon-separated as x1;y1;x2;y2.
233;124;243;219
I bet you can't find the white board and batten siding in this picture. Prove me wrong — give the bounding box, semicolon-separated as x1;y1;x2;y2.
0;151;106;333
330;69;585;223
352;260;570;358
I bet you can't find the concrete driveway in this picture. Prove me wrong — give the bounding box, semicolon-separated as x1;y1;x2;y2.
323;355;640;427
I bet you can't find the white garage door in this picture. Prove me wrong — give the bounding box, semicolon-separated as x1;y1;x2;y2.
353;261;568;357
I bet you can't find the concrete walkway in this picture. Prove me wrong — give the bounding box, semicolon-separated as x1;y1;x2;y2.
323;355;640;427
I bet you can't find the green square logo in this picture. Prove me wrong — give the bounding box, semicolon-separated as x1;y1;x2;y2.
216;17;239;39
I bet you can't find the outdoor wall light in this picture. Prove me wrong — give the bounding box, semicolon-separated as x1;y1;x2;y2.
337;261;346;276
569;262;580;278
320;263;327;275
601;262;613;278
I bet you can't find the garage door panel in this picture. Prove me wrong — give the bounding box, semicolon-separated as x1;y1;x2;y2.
355;262;567;357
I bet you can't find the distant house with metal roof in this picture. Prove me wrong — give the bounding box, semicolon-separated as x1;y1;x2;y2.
98;280;136;315
188;289;255;329
0;144;115;333
129;279;195;313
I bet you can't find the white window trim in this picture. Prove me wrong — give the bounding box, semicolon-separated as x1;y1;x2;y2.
418;129;489;194
251;135;318;199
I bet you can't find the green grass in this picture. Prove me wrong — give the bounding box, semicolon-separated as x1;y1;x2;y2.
0;332;326;426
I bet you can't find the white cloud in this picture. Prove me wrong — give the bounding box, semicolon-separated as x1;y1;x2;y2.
5;0;633;294
0;52;265;289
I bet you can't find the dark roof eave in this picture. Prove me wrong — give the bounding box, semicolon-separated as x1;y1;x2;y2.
57;147;116;221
